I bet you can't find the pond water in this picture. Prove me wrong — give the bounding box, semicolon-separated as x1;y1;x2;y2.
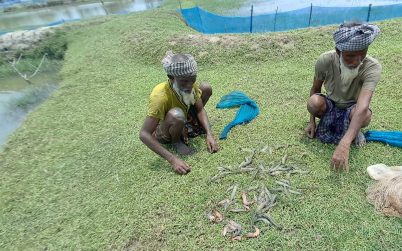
237;0;402;15
0;0;163;31
0;73;59;148
0;0;163;148
0;91;24;148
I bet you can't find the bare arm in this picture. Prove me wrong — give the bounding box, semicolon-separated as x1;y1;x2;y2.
194;99;219;153
139;117;189;174
305;78;324;138
331;89;373;170
341;89;373;145
310;78;324;95
309;78;324;123
195;99;212;136
139;117;175;162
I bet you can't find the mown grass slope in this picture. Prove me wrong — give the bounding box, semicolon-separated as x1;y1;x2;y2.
1;5;401;250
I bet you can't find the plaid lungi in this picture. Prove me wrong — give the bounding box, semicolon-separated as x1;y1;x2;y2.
315;96;355;144
186;105;206;138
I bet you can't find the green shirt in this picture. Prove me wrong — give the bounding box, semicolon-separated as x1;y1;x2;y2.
315;50;382;108
147;81;202;121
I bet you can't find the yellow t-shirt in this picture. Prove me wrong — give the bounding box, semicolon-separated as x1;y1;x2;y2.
147;81;202;121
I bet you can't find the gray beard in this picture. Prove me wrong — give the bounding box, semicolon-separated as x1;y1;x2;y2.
340;56;361;85
172;81;195;106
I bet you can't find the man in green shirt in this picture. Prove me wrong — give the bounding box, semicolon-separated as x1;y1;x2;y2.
305;22;381;171
139;52;219;175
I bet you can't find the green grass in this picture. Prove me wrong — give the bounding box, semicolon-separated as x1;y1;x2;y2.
1;3;402;250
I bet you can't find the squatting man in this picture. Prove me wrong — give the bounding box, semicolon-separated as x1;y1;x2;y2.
305;22;381;171
140;52;219;175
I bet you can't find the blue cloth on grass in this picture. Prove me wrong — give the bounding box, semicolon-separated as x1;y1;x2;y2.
216;91;259;140
365;130;402;148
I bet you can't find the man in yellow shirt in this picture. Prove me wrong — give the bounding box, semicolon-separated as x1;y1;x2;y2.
139;52;219;175
305;22;381;171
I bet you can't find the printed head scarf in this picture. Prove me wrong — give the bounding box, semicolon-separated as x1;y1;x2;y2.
161;51;197;77
333;23;380;51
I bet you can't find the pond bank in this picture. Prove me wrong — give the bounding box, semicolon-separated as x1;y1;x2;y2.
0;83;57;149
0;26;55;51
0;24;65;148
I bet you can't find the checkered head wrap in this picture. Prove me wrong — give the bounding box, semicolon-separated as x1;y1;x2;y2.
161;51;197;77
333;23;380;51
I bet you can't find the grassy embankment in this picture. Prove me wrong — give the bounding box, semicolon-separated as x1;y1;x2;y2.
0;1;401;249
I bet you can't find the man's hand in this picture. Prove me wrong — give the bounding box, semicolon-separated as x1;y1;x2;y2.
206;134;219;153
331;142;350;171
305;121;316;139
169;157;191;175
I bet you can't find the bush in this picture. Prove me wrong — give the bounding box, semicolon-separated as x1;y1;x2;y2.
0;29;67;78
27;29;68;60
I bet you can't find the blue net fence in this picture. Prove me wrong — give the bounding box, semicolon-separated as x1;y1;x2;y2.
180;3;402;34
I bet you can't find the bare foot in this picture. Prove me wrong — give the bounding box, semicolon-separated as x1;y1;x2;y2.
354;131;366;147
173;141;193;155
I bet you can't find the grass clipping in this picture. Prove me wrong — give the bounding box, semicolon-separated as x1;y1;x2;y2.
207;145;309;241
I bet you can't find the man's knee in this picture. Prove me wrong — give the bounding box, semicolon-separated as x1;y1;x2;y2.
363;110;372;127
350;108;372;127
166;108;186;124
200;82;212;101
307;94;326;117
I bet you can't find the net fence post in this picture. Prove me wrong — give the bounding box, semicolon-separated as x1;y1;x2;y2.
367;3;372;22
274;6;278;31
195;5;204;33
250;5;254;33
308;3;313;27
178;0;182;11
